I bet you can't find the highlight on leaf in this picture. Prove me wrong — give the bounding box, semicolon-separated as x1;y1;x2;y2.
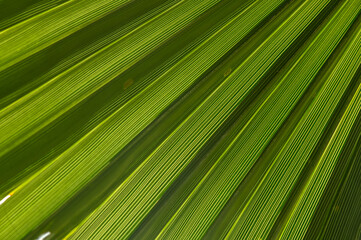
0;0;360;239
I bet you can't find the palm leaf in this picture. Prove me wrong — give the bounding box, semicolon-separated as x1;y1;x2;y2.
0;0;360;239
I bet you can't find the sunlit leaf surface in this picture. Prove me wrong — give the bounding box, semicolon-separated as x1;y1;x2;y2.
0;0;360;239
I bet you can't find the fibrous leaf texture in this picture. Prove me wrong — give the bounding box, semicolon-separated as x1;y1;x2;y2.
0;0;360;239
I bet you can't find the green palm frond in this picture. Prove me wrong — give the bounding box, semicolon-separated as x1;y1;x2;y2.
0;0;360;239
